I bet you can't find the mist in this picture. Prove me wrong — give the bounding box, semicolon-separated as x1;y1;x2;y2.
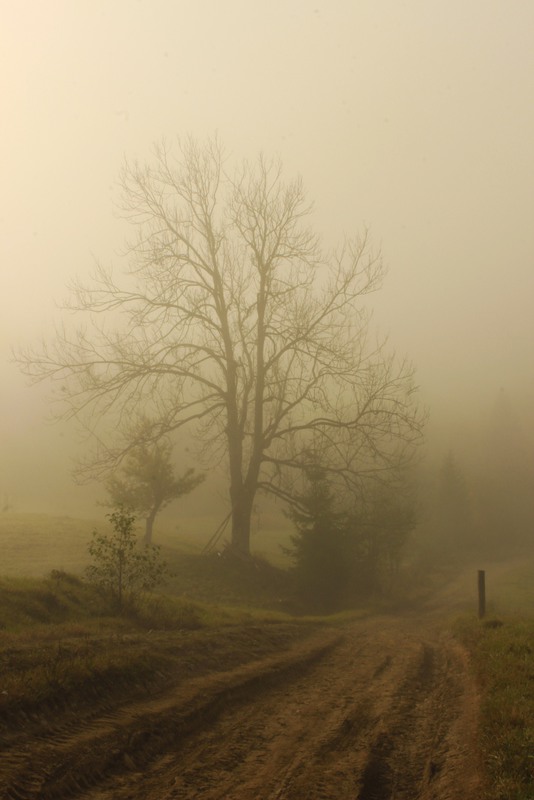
2;2;533;543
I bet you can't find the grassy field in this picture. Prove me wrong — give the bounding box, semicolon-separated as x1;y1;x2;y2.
0;511;299;618
0;513;98;577
0;511;294;579
454;558;534;800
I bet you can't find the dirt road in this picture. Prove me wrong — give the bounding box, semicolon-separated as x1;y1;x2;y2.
0;611;483;800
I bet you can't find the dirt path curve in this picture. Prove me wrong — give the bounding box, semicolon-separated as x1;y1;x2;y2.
1;613;483;800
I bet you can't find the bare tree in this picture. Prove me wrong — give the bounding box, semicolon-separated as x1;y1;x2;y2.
17;137;424;556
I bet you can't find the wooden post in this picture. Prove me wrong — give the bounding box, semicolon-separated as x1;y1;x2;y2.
478;569;486;619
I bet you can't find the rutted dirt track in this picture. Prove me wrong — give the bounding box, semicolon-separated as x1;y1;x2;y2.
0;613;483;800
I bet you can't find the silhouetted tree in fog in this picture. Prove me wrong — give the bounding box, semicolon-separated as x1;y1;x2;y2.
352;480;416;594
18;137;424;557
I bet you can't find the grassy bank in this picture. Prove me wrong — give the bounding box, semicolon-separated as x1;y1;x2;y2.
455;560;534;799
0;570;313;730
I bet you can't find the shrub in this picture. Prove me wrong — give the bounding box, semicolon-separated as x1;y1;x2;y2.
86;507;167;612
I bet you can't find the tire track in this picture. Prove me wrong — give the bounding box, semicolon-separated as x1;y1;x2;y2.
83;618;481;800
0;630;341;800
1;616;482;800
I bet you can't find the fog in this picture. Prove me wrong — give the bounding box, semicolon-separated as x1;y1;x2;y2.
2;1;533;523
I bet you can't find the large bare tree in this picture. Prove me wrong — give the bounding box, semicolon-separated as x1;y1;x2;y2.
18;137;424;556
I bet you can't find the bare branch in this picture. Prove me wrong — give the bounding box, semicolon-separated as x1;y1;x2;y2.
15;136;424;555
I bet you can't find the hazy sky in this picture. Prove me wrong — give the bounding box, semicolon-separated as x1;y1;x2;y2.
1;1;533;512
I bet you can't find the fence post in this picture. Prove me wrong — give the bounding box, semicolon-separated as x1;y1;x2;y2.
478;569;486;619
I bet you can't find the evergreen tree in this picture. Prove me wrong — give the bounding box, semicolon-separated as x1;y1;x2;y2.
287;469;351;612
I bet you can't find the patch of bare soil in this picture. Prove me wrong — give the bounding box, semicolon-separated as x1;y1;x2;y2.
0;613;483;800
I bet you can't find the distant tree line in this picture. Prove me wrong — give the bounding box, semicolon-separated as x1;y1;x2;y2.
288;388;534;613
419;390;534;564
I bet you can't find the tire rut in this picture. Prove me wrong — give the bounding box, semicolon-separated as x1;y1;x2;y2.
0;630;341;800
354;635;481;800
1;617;482;800
98;619;480;800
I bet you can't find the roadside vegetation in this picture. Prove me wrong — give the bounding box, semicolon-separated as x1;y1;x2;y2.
455;561;534;800
0;566;318;733
0;508;333;730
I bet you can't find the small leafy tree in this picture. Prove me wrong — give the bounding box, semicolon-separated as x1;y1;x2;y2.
105;438;205;545
86;507;167;611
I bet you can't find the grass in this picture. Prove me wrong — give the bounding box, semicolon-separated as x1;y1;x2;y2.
0;574;190;719
0;510;297;617
0;508;352;730
162;549;294;610
0;513;98;577
483;561;534;617
0;567;313;727
0;572;218;632
454;558;534;799
0;573;104;628
0;511;294;578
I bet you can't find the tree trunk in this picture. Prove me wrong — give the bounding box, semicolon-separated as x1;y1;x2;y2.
144;509;157;546
229;488;254;557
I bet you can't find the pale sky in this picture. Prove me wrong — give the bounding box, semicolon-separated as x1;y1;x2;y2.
1;1;533;512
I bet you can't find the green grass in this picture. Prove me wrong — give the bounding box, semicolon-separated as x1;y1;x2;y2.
0;511;298;620
0;573;104;629
454;558;534;799
0;511;358;745
0;511;217;578
0;572;216;632
0;568;309;723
